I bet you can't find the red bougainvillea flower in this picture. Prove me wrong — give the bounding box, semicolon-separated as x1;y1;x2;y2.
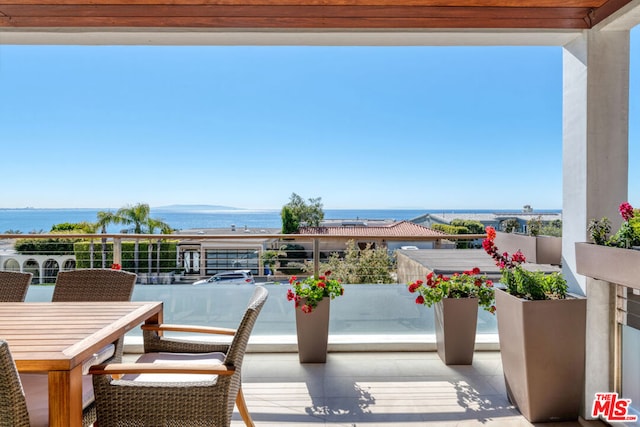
317;282;326;288
483;226;526;269
111;263;121;270
301;304;313;314
287;289;295;301
620;202;634;221
415;295;425;305
486;226;497;241
289;275;297;284
512;251;526;264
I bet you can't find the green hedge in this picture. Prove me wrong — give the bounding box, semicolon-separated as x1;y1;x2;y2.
14;238;79;255
450;219;485;234
431;224;473;249
74;240;179;272
431;224;469;235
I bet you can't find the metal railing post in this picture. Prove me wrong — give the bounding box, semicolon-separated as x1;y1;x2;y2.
113;237;122;266
313;238;320;278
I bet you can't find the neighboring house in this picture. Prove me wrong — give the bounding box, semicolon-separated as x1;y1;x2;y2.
411;213;499;229
175;226;281;277
493;212;562;234
0;251;76;284
411;212;562;235
297;220;450;254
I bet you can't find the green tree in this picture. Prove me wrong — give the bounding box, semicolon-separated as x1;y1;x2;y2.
450;219;485;234
50;221;99;267
303;240;394;284
281;193;324;234
50;222;95;232
281;206;299;235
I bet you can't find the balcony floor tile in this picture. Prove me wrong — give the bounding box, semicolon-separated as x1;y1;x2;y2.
125;351;601;426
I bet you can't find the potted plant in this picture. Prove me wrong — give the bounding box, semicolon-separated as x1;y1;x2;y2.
576;202;640;290
286;271;344;363
483;226;586;423
407;268;495;365
493;215;562;265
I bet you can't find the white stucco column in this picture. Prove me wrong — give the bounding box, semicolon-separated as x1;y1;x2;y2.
562;28;630;419
562;29;630;294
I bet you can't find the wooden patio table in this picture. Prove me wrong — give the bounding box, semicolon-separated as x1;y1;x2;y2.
0;301;163;427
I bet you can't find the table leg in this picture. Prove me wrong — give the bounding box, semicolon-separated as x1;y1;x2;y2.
48;365;83;427
145;308;164;335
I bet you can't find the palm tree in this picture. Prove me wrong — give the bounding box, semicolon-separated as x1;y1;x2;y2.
148;218;173;275
116;203;150;234
96;210;119;268
80;222;99;268
115;203;172;274
116;203;152;274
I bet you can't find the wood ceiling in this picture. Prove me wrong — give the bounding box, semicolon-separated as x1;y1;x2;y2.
0;0;632;30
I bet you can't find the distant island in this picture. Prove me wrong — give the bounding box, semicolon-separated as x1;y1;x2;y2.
153;204;242;211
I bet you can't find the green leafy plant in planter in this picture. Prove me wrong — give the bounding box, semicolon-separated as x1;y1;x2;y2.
483;226;584;423
407;268;496;313
483;226;567;300
588;202;640;248
526;215;543;237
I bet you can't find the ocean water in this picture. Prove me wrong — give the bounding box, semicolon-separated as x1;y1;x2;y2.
0;207;561;234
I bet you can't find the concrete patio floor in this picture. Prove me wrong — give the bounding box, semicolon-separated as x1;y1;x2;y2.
223;351;605;427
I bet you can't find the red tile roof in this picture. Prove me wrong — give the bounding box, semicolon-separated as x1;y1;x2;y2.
297;221;446;237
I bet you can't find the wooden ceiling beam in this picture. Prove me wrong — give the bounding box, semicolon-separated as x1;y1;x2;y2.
0;5;592;19
0;16;592;29
0;0;609;7
0;0;627;30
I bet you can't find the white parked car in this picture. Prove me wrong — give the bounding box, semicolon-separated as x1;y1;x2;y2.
192;270;256;285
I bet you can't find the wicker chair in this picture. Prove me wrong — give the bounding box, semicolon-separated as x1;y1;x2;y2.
89;285;269;427
0;271;32;302
53;268;137;303
15;268;136;425
0;339;96;427
53;268;137;362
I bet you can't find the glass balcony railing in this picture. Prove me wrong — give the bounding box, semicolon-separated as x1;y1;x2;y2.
4;232;497;349
25;283;499;348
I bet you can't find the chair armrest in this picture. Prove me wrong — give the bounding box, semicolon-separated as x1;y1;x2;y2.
88;363;235;376
142;324;236;336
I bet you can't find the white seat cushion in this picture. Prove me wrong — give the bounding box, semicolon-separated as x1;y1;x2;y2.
82;343;115;375
122;351;225;383
19;373;94;427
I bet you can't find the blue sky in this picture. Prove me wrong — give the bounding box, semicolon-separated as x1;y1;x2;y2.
1;29;638;211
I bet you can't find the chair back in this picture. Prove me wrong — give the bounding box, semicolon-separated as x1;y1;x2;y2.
224;286;269;369
0;340;31;427
52;269;137;302
0;271;32;302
